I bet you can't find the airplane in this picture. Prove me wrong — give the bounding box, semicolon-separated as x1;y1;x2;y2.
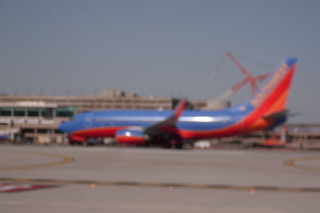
58;57;297;148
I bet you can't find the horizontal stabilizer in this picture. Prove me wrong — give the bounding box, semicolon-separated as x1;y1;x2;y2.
263;109;290;120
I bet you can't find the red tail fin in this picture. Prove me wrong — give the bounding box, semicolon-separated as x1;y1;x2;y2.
250;58;297;115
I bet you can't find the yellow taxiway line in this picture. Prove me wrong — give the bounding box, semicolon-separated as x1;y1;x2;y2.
284;156;320;172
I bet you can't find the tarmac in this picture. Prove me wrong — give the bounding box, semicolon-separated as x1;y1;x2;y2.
0;145;320;213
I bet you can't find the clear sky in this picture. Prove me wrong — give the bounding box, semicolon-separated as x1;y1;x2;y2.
1;0;319;123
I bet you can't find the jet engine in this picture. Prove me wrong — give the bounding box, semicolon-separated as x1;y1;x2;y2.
115;129;147;145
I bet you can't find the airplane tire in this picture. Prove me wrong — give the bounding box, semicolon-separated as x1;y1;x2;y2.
175;143;183;149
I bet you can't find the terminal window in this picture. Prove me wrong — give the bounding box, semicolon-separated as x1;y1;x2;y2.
56;107;75;117
14;108;25;117
40;108;53;118
27;108;39;117
0;108;12;116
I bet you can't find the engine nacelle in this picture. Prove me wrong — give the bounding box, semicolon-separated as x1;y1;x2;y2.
69;135;86;142
115;129;146;145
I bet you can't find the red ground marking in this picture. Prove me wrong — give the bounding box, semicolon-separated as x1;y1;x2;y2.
0;183;57;193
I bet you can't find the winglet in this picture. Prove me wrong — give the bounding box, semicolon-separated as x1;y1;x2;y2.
144;98;187;135
173;98;187;119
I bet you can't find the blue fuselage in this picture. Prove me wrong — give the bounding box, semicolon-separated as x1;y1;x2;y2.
59;102;255;139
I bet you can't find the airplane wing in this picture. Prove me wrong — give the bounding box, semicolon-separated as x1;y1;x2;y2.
144;98;187;135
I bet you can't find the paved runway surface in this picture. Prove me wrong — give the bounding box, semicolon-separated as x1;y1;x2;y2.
0;145;319;213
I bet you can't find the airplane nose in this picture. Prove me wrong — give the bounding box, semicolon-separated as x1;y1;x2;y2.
58;122;69;133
